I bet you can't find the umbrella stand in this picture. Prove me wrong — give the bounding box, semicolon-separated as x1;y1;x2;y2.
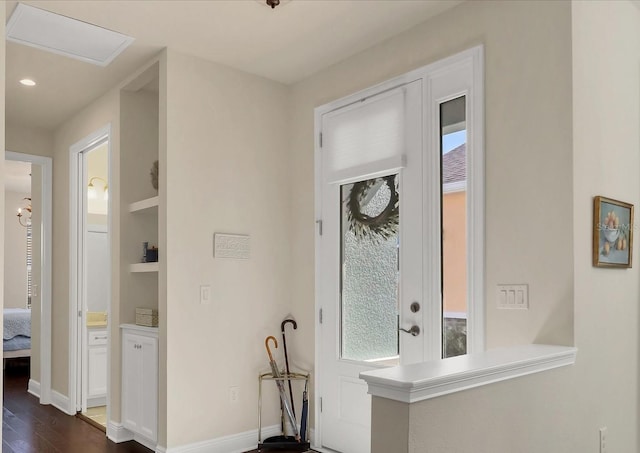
257;371;311;453
264;336;300;442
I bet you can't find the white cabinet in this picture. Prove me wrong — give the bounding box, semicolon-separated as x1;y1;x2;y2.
121;324;158;443
87;329;107;406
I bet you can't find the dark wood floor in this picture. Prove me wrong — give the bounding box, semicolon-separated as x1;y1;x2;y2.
2;359;152;453
2;360;316;453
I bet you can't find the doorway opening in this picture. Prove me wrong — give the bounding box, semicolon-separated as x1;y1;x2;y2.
69;125;111;431
4;151;53;406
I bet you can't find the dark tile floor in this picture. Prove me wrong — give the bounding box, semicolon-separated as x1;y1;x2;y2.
2;359;152;453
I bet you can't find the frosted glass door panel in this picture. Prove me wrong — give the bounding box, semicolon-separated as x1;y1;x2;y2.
340;174;399;362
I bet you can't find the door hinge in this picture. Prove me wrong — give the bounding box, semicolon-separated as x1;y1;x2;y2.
320;397;323;412
78;310;82;318
319;308;323;324
319;132;323;148
316;219;323;236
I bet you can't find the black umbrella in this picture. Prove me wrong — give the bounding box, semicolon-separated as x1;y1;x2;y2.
264;336;300;442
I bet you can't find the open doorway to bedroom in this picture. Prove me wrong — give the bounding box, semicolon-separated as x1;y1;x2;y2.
4;160;34;373
3;151;53;406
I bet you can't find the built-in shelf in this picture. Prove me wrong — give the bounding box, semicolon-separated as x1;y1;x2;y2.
130;262;159;273
129;196;159;213
360;344;577;404
120;323;159;334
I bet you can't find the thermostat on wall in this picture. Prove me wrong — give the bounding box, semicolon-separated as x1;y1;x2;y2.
214;233;250;259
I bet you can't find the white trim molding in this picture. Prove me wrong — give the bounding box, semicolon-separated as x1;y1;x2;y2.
28;379;41;399
68;124;112;417
108;422;156;452
51;389;75;416
360;344;577;403
107;421;134;443
156;425;281;453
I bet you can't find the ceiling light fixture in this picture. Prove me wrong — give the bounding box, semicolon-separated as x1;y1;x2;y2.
266;0;280;9
19;78;36;86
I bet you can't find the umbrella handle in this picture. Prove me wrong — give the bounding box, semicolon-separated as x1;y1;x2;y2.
280;319;297;333
265;336;278;362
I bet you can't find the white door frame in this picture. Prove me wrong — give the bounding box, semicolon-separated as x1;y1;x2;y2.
5;151;53;405
313;46;484;452
68;124;112;416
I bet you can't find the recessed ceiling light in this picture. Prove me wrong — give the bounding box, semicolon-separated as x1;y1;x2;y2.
19;79;36;86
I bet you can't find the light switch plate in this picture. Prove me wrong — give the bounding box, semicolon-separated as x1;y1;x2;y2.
497;284;529;309
200;285;211;305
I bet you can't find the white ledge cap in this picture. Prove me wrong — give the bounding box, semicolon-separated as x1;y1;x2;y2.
359;344;577;403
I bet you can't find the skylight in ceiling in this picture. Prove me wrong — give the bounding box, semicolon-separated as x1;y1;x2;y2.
6;3;134;67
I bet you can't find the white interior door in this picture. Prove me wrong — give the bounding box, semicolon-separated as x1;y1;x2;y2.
317;81;424;453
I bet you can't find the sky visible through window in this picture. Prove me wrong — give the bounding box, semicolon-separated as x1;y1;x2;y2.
442;130;466;154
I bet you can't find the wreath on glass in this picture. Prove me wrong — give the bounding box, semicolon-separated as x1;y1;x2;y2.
347;175;399;242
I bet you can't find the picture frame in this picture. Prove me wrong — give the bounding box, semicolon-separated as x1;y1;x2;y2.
593;196;634;268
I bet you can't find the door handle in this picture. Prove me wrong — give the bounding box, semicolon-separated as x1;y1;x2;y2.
399;325;420;336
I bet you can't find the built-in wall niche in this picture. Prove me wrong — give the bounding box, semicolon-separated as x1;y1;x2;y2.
117;60;161;449
119;60;160;331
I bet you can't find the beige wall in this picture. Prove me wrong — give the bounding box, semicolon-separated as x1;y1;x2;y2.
290;0;573;372
5;121;53;158
163;49;290;448
371;1;640;453
291;0;577;450
4;190;30;308
571;0;640;450
1;2;636;452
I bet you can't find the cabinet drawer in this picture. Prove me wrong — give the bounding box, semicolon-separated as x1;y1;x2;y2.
89;330;108;346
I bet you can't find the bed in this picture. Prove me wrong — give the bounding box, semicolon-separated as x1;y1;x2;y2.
4;308;31;366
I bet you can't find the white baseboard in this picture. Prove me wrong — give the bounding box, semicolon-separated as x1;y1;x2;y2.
124;425;315;453
107;421;134;443
108;422;157;451
28;379;41;399
87;395;107;407
159;425;281;453
134;434;157;451
51;389;75;416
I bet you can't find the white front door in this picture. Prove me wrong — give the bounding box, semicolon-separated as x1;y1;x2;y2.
315;47;484;453
317;80;426;453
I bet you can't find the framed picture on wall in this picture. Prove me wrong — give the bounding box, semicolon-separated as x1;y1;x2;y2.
593;196;634;268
